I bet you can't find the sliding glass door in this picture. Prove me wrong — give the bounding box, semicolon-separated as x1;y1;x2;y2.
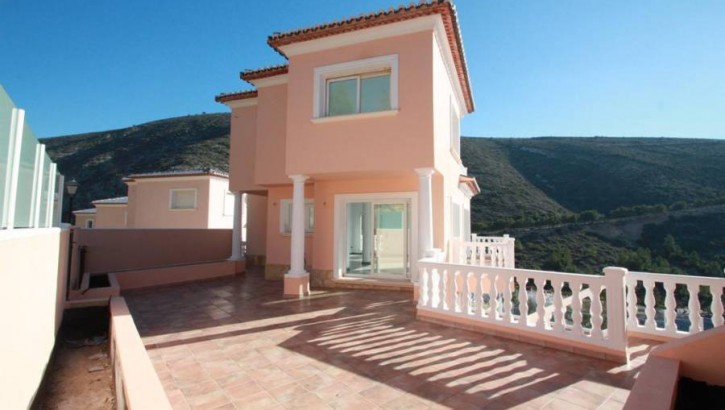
345;199;410;280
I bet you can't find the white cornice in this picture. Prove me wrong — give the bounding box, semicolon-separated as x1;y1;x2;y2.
248;74;288;88
279;15;439;57
224;98;258;109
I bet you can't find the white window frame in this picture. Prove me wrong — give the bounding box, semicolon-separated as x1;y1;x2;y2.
280;199;314;235
313;54;399;120
169;188;197;210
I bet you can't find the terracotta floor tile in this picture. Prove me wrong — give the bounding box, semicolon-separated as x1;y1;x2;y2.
124;269;655;410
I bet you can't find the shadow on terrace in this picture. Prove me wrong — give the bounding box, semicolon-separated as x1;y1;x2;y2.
125;267;655;410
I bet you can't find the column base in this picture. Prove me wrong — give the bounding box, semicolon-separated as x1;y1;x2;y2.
413;283;420;302
283;273;310;298
227;258;246;274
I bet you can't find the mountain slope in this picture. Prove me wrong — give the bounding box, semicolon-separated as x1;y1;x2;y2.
41;113;230;209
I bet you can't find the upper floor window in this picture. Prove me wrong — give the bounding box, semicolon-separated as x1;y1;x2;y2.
85;219;94;229
313;54;398;120
170;188;197;210
327;72;391;116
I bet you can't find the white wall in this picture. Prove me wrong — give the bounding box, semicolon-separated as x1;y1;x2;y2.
0;228;69;409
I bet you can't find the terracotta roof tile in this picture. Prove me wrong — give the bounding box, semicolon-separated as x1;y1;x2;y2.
266;0;474;112
214;90;258;103
239;64;289;83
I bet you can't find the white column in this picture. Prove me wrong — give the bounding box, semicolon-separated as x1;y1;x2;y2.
416;168;435;259
230;191;244;260
32;144;46;228
288;174;308;276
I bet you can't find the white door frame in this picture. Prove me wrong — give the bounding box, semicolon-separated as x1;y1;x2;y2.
333;192;418;282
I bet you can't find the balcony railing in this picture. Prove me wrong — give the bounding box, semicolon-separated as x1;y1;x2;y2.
417;262;627;359
450;236;515;268
418;238;725;361
626;271;725;339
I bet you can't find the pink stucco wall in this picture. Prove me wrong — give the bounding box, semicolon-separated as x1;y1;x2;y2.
74;214;95;228
73;228;232;275
285;31;434;176
127;178;210;228
229;105;261;193
246;193;267;258
255;84;289;186
95;205;127;228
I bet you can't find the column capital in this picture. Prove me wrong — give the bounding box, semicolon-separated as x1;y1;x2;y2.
414;167;435;177
289;174;309;183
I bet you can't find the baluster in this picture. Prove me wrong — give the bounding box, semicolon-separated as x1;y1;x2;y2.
465;271;473;315
490;273;500;320
474;272;483;317
502;273;513;323
664;282;677;334
644;279;657;331
536;278;546;329
712;286;724;327
437;268;445;310
571;282;583;335
447;269;457;311
452;270;460;312
517;277;528;327
590;283;603;339
420;266;429;307
626;279;639;328
552;278;564;332
688;283;702;333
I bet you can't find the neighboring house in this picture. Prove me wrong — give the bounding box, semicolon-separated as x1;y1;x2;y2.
216;1;479;296
73;169;240;230
73;208;96;228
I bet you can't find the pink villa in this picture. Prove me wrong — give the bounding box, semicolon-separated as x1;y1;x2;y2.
216;0;479;297
5;2;725;409
73;169;239;230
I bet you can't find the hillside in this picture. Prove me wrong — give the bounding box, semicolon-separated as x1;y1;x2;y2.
43;114;725;276
41;113;230;209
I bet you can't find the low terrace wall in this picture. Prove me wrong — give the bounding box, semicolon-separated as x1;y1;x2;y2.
110;297;171;409
70;228;233;289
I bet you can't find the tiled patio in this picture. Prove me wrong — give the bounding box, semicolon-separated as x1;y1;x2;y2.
125;268;656;410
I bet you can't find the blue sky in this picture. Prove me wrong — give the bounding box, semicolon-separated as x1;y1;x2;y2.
1;0;723;139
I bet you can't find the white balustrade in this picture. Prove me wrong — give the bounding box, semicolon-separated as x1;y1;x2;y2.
451;236;516;268
417;260;628;354
627;271;725;338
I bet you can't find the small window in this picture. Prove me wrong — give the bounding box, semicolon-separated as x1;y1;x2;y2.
85;219;94;229
170;188;197;210
223;192;235;216
280;199;314;234
327;72;390;117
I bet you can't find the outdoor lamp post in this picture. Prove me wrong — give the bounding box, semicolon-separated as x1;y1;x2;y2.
66;179;78;225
